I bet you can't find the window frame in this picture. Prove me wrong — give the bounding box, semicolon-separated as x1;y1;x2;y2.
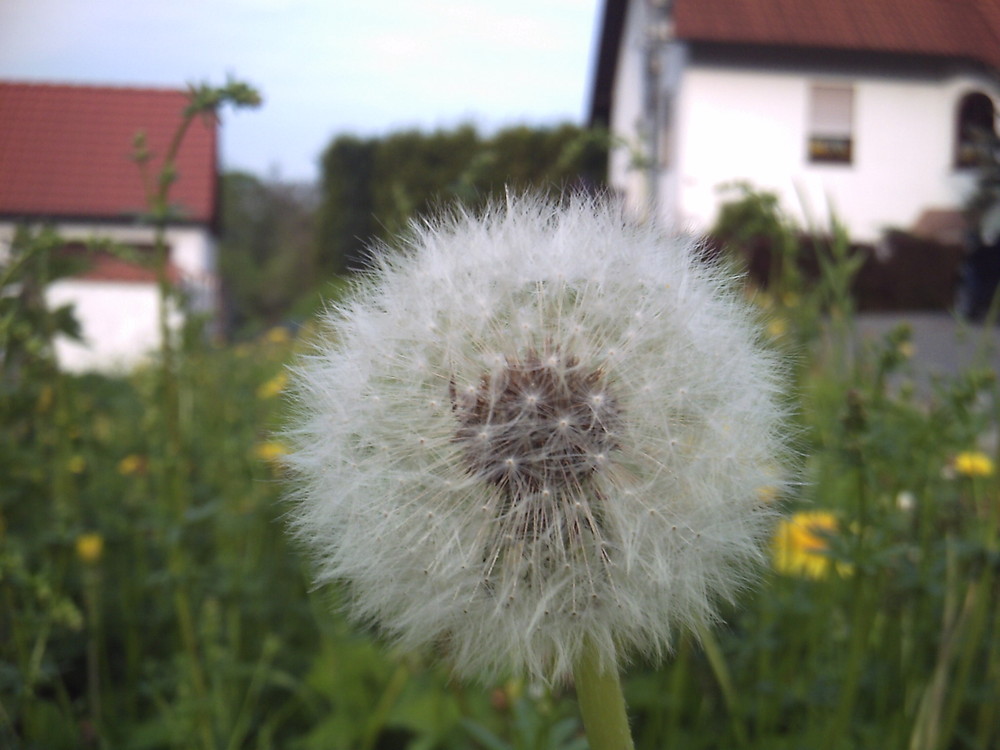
807;83;855;166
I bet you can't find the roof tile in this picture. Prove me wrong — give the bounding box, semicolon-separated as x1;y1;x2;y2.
0;82;217;224
673;0;1000;70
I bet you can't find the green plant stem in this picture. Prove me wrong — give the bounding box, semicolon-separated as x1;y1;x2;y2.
699;626;749;746
573;640;635;750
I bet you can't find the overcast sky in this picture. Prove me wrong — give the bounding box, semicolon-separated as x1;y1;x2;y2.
0;0;603;182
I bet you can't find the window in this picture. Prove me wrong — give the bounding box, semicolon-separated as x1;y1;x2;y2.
955;91;996;168
808;84;854;164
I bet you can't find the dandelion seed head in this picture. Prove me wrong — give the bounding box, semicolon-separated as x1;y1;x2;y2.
284;195;790;682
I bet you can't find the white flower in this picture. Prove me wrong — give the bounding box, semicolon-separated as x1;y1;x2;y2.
285;195;789;682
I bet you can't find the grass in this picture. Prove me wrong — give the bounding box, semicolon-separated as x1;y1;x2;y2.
3;219;1000;749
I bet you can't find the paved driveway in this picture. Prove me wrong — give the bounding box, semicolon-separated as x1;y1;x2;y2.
854;312;1000;385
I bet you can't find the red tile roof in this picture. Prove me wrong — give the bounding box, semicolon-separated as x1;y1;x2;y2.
0;82;218;225
59;242;183;284
673;0;1000;71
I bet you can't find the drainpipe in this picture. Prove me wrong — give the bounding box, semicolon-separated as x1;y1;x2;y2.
642;0;672;219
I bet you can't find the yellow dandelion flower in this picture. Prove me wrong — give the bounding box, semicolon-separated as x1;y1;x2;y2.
954;451;994;478
67;455;86;474
75;533;104;565
767;317;787;339
256;372;288;400
118;454;147;476
254;441;287;462
265;326;291;344
772;511;847;580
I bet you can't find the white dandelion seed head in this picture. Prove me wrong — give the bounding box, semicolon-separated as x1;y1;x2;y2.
284;195;791;683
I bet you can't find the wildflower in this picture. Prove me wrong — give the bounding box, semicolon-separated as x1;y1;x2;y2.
256;372;288;399
954;450;994;478
253;440;287;463
772;511;844;579
285;196;789;682
265;326;291;344
895;490;916;511
75;533;104;565
767;317;787;339
67;455;86;474
118;454;147;476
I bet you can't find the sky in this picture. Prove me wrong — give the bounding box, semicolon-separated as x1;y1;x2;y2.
0;0;604;183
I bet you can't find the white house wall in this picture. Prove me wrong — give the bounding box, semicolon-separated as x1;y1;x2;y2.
0;220;216;372
670;62;998;241
608;0;651;215
46;279;180;373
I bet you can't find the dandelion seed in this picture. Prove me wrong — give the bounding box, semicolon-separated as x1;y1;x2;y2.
285;196;789;683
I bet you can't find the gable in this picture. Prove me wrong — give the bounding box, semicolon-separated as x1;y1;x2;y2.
0;82;218;226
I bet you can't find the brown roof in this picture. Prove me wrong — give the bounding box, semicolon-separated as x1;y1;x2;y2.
674;0;1000;70
589;0;1000;125
0;82;218;225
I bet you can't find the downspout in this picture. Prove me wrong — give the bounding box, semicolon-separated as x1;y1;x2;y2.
641;0;673;219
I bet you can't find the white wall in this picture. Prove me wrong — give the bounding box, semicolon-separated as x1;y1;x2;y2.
0;221;216;372
47;279;180;373
669;63;998;240
608;0;651;215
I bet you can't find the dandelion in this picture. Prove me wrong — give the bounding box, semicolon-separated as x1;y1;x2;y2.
265;326;291;344
954;450;994;478
117;454;147;476
75;533;104;565
772;511;845;580
253;440;287;463
767;317;788;340
284;196;789;745
256;372;288;400
67;455;86;474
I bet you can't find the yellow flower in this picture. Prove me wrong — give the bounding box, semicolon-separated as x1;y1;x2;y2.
265;326;291;344
254;441;287;463
256;372;288;399
954;451;994;478
767;317;787;339
75;533;104;565
67;455;86;474
772;511;847;580
118;454;147;476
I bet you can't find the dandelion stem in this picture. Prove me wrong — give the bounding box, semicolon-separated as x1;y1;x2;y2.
573;639;635;750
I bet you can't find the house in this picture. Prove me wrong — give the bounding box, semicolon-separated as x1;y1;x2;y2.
0;82;219;371
589;0;1000;243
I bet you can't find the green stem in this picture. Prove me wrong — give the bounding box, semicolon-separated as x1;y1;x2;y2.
573;640;635;750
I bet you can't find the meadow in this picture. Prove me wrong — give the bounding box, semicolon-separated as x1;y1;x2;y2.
3;208;999;750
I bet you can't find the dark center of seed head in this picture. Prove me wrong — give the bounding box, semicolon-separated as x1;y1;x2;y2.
451;350;620;495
